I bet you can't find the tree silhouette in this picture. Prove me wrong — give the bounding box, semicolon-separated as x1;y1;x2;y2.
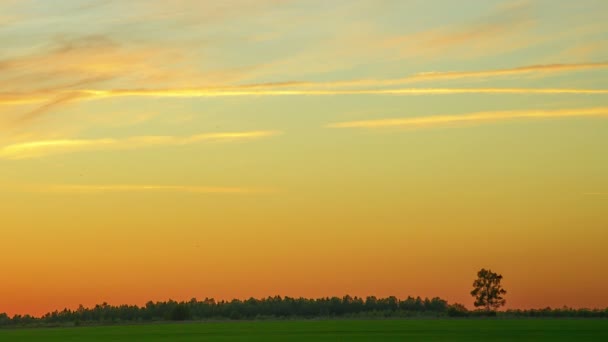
2;293;608;327
470;268;507;312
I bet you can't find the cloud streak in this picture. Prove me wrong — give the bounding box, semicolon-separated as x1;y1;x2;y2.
13;93;85;124
399;62;608;84
380;0;538;60
3;60;608;107
3;58;608;129
258;62;608;88
327;107;608;129
4;86;607;107
81;87;608;98
0;130;281;160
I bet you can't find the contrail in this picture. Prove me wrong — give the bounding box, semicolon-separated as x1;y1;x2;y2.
327;107;608;129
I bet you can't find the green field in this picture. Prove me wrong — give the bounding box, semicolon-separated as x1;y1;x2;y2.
2;319;607;341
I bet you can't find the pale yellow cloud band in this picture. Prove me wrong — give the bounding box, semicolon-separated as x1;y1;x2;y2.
3;61;607;110
327;107;608;129
0;130;281;160
403;61;608;83
81;87;608;98
291;62;608;88
120;61;606;89
3;86;608;107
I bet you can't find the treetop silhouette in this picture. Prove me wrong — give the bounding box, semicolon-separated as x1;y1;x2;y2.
471;268;507;312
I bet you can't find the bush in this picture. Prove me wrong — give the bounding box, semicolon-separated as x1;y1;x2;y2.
447;303;469;317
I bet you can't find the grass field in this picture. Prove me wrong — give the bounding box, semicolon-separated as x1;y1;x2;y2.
2;319;608;341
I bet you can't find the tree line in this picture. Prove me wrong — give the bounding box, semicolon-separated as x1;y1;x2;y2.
2;269;606;327
1;295;607;328
1;296;447;327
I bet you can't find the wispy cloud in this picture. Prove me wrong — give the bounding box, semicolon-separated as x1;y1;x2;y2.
3;57;608;129
4;58;608;107
4;87;607;107
3;1;608;131
1;35;154;92
266;62;608;88
382;0;538;60
555;40;608;61
12;92;85;124
0;130;281;160
0;34;243;123
399;62;608;84
327;107;608;129
82;87;608;98
0;35;176;124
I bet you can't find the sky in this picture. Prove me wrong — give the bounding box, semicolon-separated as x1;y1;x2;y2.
1;0;607;316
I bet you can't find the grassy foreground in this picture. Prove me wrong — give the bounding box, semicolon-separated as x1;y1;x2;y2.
1;319;608;341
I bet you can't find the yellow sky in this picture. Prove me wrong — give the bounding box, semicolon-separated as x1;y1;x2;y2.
1;0;608;316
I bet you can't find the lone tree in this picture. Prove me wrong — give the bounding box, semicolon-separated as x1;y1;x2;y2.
470;268;507;312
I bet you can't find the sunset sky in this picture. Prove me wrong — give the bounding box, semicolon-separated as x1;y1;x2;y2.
1;0;608;316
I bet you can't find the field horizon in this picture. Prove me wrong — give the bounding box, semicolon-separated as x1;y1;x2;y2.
3;293;607;330
3;319;608;341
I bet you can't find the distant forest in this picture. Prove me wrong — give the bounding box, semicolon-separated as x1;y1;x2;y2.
2;296;607;327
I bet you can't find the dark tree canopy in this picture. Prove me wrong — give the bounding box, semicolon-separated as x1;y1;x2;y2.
0;295;451;327
471;268;507;312
2;292;607;328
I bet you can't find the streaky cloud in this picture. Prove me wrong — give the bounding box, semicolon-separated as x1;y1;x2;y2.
403;61;608;83
3;87;608;115
326;107;608;129
12;92;86;124
0;130;281;160
68;87;608;98
295;62;608;88
3;58;608;128
4;57;608;108
2;60;608;116
182;131;284;143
